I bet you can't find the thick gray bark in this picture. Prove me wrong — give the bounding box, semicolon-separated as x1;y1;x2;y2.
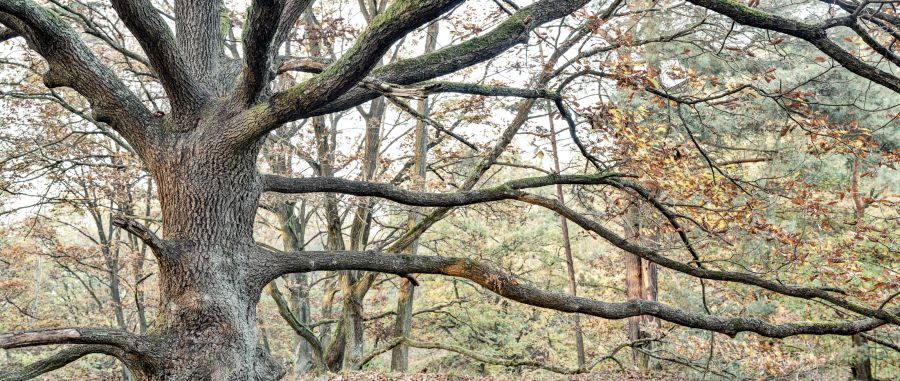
129;136;281;380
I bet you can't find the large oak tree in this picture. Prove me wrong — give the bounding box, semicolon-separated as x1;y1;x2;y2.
0;0;897;380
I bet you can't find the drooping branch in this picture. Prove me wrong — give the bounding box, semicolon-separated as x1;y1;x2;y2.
266;282;325;371
261;173;622;206
809;34;900;93
255;248;889;338
0;345;126;381
554;97;604;169
615;180;704;267
258;175;900;326
382;93;479;150
847;20;900;68
234;0;286;105
0;328;148;355
685;0;900;93
0;1;156;150
517;193;900;327
240;0;466;143
110;0;207;115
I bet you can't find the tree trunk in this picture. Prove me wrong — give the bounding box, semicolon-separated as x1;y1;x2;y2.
275;201;315;374
126;134;282;380
623;204;659;369
851;334;873;381
388;104;424;371
546;110;586;368
390;21;440;371
340;95;386;370
849;159;872;381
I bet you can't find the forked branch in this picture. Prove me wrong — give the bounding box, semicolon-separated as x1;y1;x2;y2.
110;0;206;114
240;0;466;143
276;0;591;119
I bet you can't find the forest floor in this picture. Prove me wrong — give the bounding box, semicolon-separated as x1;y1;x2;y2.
290;370;692;380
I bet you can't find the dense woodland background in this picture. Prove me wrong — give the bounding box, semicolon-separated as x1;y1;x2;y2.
0;0;897;379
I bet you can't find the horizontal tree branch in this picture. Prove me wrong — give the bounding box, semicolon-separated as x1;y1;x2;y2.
258;174;900;327
516;193;900;326
0;344;125;381
261;173;622;206
423;81;560;99
0;328;148;355
257;248;888;338
276;56;331;74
